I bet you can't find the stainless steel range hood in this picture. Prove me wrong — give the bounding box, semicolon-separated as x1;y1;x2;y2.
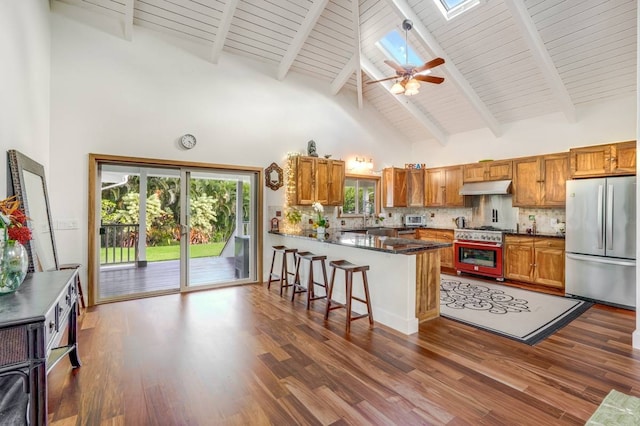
459;180;512;196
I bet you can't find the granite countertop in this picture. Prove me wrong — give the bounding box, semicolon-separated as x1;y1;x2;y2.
502;230;565;239
269;230;451;255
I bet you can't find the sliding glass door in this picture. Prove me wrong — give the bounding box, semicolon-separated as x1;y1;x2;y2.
95;159;258;303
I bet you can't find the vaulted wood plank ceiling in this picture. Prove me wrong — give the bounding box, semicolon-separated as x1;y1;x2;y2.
53;0;637;145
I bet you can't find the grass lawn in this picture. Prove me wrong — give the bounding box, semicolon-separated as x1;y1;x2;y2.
101;242;225;263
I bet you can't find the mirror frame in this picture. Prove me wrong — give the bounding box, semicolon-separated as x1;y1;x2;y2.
7;149;59;272
264;162;283;191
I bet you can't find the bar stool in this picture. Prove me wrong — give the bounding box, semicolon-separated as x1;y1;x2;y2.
324;260;374;332
291;251;328;309
267;246;298;296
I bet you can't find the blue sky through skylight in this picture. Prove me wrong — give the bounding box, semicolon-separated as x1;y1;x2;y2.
379;30;423;66
441;0;466;10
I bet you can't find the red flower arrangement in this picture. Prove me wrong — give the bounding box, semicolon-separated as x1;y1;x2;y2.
0;196;32;246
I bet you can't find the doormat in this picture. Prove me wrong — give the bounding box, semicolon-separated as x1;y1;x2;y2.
586;389;640;425
439;275;592;345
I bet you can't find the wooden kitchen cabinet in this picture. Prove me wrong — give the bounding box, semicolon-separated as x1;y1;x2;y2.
570;140;636;178
293;156;345;206
462;160;512;182
512;153;569;208
382;167;408;207
504;235;565;288
407;168;424;207
416;228;454;269
425;166;464;207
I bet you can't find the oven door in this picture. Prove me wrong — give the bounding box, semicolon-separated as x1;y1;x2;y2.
454;240;503;279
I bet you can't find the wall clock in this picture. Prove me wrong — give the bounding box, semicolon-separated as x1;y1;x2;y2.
180;134;197;149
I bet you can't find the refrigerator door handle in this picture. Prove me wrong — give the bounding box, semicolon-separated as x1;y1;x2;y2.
597;185;604;249
606;184;614;250
566;253;635;267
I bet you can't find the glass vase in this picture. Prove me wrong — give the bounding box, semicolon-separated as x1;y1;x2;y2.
0;240;29;295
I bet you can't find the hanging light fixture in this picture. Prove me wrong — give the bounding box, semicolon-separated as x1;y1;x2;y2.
404;78;420;96
390;80;405;94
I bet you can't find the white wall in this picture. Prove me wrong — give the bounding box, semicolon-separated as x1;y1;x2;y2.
0;0;50;197
49;13;413;266
412;96;637;166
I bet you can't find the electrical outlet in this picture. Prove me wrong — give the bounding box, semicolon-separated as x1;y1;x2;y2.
550;218;557;226
430;212;435;218
276;210;281;217
341;220;345;225
388;212;392;218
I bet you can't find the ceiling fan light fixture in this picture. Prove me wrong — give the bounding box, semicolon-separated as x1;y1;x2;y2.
404;87;420;96
405;78;421;91
390;81;405;94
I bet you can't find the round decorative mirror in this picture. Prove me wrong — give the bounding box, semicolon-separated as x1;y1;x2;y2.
265;162;283;191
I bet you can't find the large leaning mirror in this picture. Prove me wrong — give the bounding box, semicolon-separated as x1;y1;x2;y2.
7;150;58;272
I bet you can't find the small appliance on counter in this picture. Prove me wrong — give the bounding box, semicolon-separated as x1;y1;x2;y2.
404;214;427;227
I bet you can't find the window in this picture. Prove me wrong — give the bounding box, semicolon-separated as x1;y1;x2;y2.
377;30;423;66
343;176;378;216
433;0;481;20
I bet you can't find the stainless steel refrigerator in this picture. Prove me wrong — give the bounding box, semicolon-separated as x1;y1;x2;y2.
565;176;636;309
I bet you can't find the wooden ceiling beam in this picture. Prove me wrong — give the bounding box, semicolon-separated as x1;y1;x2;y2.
123;0;134;41
504;0;576;122
361;57;448;146
277;0;330;81
351;0;363;109
211;0;240;64
330;55;356;95
386;0;503;137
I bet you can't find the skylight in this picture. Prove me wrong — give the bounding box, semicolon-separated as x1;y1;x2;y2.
433;0;481;20
377;30;423;66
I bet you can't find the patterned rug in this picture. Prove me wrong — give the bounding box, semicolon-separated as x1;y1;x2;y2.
440;274;592;345
586;389;640;425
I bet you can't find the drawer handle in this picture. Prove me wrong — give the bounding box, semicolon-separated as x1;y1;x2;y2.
49;321;55;330
59;306;64;314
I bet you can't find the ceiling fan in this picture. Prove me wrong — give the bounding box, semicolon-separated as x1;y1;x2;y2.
367;19;445;96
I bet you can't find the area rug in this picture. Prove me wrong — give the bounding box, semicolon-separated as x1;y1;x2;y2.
586;389;640;425
439;274;592;345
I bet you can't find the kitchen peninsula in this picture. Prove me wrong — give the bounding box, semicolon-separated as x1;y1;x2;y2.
267;230;451;334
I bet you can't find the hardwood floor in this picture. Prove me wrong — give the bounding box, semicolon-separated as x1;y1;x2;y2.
48;282;640;425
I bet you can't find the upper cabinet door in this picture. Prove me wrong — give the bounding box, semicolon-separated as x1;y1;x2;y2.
611;141;636;175
512;157;540;207
315;158;329;205
444;166;464;206
425;168;444;206
407;169;424;207
327;160;345;206
295;156;315;205
463;160;512;182
541;153;569;206
382;167;408;207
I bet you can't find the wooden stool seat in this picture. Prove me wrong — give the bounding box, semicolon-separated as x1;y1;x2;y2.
291;251;328;309
267;246;298;296
324;260;374;332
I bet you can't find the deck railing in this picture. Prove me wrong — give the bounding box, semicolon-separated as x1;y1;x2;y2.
100;224;139;265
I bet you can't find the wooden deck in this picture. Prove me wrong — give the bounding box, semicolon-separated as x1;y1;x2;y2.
99;256;237;299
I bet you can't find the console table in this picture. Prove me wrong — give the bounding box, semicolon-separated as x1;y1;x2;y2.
0;270;81;425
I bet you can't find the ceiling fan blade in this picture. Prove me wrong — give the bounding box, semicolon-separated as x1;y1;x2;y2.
366;75;403;84
384;60;406;74
414;57;445;73
414;75;445;84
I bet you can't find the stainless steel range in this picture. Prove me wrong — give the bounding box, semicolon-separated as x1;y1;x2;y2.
453;227;505;280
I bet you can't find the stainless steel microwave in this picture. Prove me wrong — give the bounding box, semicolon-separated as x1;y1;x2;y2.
404;215;427;226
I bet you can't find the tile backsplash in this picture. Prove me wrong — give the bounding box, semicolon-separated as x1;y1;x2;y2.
268;205;566;235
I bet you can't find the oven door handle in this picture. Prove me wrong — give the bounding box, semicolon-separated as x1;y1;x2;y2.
454;240;502;248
